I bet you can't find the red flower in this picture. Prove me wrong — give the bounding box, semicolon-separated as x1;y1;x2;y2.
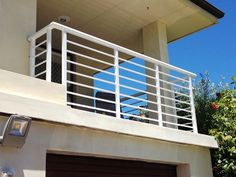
212;102;219;111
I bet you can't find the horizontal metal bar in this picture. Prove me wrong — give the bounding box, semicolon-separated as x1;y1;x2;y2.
67;91;116;105
67;80;115;95
183;114;192;118
159;87;190;98
122;100;144;107
28;26;48;41
34;70;46;77
175;94;190;99
67;40;114;58
159;71;189;83
171;76;190;84
162;120;193;129
120;93;157;105
159;78;190;90
121;112;159;123
120;84;157;97
29;22;196;77
120;92;146;102
119;57;156;72
119;66;156;80
120;103;159;114
119;75;156;88
35;40;47;49
34;60;46;68
160;95;191;105
68;50;114;67
35;50;47;58
183;122;193;125
160;103;192;113
161;112;192;121
67;59;115;76
67;102;116;115
67;70;115;86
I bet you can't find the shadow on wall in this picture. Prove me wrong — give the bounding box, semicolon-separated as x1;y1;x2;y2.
0;116;7;135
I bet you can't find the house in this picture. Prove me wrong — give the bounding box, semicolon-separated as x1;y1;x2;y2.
0;0;224;177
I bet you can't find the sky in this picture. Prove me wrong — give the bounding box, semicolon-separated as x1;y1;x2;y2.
168;0;236;84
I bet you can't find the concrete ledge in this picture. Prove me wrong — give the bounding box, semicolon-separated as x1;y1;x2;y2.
0;91;218;148
0;69;66;105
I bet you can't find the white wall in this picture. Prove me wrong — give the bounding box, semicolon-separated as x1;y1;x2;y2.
0;0;37;75
0;117;214;177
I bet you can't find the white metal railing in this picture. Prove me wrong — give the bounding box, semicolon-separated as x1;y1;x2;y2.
28;22;198;133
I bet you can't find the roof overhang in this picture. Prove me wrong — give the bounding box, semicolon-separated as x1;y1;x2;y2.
190;0;224;19
37;0;224;52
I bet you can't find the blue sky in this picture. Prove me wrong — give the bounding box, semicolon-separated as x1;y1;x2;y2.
169;0;236;84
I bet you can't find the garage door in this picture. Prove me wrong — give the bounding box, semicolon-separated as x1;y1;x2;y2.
46;154;177;177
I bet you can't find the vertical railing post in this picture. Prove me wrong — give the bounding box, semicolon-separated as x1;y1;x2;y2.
29;39;36;77
61;30;67;86
46;28;52;82
156;65;163;127
114;49;121;118
189;76;198;133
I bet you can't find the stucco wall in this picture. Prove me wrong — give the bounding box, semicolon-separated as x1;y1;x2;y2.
0;68;216;177
0;116;213;177
0;69;66;105
0;0;36;75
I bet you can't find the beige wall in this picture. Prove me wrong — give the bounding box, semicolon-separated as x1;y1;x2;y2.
0;116;213;177
0;0;37;75
0;70;215;177
142;21;177;127
0;69;66;105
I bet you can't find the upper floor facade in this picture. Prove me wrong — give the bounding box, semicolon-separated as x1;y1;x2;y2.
0;0;224;148
0;1;225;177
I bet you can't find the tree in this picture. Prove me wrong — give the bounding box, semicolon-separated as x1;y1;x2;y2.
194;73;216;134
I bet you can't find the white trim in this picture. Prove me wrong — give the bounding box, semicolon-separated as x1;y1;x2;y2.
189;77;198;133
61;31;67;86
46;29;52;82
114;49;121;119
29;39;36;77
156;66;163;127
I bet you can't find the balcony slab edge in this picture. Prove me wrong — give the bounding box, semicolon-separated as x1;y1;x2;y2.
0;91;218;149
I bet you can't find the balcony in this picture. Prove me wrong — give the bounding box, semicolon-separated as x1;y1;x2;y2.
28;22;198;133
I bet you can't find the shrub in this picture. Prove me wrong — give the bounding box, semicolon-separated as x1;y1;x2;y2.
209;78;236;177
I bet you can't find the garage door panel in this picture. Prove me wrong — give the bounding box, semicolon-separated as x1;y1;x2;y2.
46;154;177;177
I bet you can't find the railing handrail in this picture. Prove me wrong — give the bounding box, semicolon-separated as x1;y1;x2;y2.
28;22;196;78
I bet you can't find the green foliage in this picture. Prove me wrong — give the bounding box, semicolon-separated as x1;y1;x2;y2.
209;82;236;177
194;73;216;134
231;77;236;87
194;74;236;176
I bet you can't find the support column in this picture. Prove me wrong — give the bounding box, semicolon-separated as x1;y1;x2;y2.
142;21;176;128
142;21;169;63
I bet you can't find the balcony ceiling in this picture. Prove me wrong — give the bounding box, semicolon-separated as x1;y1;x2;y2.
37;0;221;53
